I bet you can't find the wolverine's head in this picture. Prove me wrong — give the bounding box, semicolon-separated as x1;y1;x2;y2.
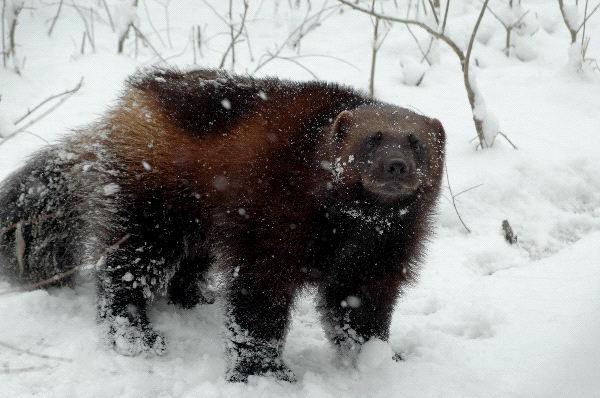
324;104;445;206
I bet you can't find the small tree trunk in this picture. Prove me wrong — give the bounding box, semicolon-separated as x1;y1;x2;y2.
1;0;6;67
369;16;380;97
228;0;235;69
462;66;488;149
117;25;131;53
570;29;577;44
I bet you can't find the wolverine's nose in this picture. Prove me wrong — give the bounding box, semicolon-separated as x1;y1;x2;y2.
384;158;413;180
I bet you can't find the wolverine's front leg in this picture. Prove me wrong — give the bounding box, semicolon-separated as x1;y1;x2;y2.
224;265;297;382
317;272;402;365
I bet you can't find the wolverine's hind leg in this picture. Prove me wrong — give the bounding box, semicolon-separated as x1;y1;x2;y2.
168;252;215;308
96;233;169;356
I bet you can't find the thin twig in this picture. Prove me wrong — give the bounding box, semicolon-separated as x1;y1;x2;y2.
1;0;6;67
130;24;166;63
1;78;84;145
101;0;115;32
577;2;600;33
253;3;340;74
0;365;53;374
142;0;166;47
273;55;319;78
453;183;484;198
337;0;465;62
71;1;95;52
444;162;477;233
48;0;64;36
497;131;518;149
218;0;249;70
0;341;72;362
13;78;84;125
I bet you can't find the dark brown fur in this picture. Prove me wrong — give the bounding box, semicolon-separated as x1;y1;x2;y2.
0;68;445;382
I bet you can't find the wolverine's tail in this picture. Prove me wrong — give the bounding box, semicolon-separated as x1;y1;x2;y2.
0;147;85;287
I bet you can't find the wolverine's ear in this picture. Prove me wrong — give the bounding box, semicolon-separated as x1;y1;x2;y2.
331;110;353;141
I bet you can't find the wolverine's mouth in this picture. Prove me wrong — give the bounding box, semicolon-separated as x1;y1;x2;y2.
361;176;420;202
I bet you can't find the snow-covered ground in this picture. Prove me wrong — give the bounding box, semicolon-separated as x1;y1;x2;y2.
1;1;599;396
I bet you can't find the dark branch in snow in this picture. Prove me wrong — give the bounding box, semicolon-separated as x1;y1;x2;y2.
0;341;72;362
0;365;53;374
502;220;518;245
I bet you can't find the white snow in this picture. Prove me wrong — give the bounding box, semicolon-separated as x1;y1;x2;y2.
1;0;600;396
102;183;121;196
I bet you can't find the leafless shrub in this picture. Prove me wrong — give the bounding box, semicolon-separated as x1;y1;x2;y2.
253;3;341;76
558;0;599;44
559;0;600;72
201;0;250;70
487;0;531;57
338;0;516;150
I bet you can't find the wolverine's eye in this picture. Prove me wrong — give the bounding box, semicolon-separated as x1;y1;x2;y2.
409;133;426;160
366;131;383;148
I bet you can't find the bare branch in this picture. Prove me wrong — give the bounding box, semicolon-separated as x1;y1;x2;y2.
142;0;166;47
426;0;439;25
337;0;465;62
253;3;340;74
130;24;167;63
274;55;319;78
1;78;84;145
338;0;500;150
444;162;476;233
13;78;84;125
497;131;518;149
0;365;53;374
0;341;72;362
71;1;95;52
1;0;6;67
48;0;64;36
218;0;249;70
441;0;450;34
101;0;115;32
577;1;600;33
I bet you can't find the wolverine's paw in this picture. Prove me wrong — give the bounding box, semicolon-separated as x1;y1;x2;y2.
109;318;167;356
226;361;296;383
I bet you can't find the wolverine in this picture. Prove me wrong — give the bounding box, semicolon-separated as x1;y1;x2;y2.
0;68;445;382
